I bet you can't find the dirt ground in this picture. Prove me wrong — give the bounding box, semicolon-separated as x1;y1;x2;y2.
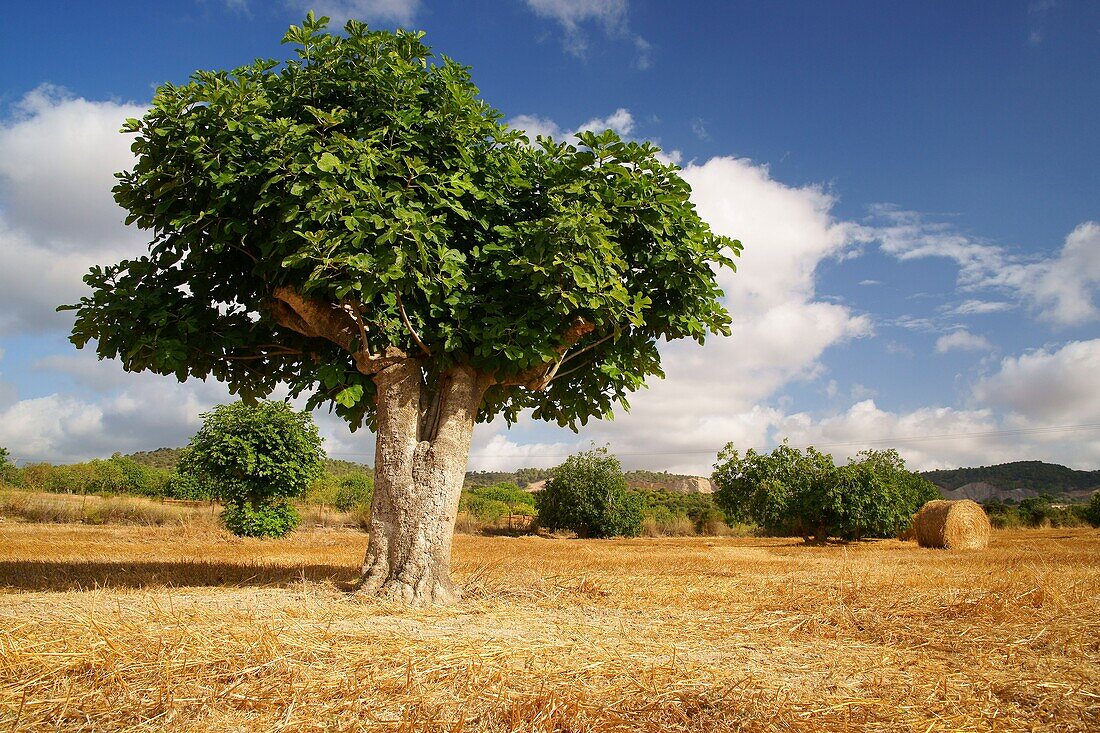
1;522;1097;731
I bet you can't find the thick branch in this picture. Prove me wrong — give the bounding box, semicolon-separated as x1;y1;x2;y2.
269;286;407;375
497;316;596;390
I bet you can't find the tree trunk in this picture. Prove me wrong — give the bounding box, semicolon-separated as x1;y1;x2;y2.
358;360;487;605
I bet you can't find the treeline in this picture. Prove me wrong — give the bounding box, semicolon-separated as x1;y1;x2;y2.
922;460;1100;494
1;453;376;512
982;494;1098;529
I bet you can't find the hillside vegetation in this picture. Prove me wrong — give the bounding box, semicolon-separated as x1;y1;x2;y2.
922;460;1100;496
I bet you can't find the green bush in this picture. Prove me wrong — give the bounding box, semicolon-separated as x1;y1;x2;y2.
178;400;324;538
713;444;938;541
221;501;301;538
165;471;216;501
335;473;374;512
467;482;535;508
462;496;512;523
535;448;643;538
1084;492;1100;528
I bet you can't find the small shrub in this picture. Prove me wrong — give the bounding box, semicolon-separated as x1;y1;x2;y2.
335;473;374;512
179;401;324;538
221;501;300;538
536;448;643;538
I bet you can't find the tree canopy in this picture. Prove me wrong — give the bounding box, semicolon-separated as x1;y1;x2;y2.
64;13;739;433
178;400;324;537
712;444;940;541
535;448;643;538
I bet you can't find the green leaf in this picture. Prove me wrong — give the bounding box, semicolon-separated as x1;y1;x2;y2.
316;152;340;172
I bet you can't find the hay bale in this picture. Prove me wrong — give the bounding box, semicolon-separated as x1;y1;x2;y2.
911;499;991;549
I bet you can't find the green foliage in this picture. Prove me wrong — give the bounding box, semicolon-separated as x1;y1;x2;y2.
1084;492;1100;528
178;400;323;537
713;445;937;541
535;449;643;538
0;446;18;486
335;472;374;512
126;447;185;469
461;496;512;523
15;456;172;497
921;460;1100;494
221;501;301;538
460;482;535;523
63;14;738;435
983;495;1090;529
466;482;534;508
165;471;216;501
628;486;723;528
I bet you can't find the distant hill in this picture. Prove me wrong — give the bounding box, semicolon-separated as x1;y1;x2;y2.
127;447;371;476
127;447;183;469
921;461;1100;502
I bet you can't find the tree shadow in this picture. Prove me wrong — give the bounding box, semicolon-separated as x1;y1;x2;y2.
0;559;360;593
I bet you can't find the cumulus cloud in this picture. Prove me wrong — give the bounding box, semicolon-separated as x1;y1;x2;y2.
973;339;1100;426
509;107;635;142
0;86;146;334
0;371;234;464
525;0;650;66
516;155;872;473
866;206;1100;327
291;0;421;25
935;330;993;354
579;107;634;136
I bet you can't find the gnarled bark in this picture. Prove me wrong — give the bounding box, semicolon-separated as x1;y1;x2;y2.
359;360;489;605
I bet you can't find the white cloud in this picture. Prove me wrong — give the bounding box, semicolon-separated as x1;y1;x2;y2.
866;206;1100;327
578;107;634;136
948;299;1014;316
1026;222;1100;326
0;87;146;334
973;339;1100;426
509;107;635;142
935;330;993;354
0;374;234;464
0;85;145;251
690;117;710;141
506;113;565;142
524;0;649;66
294;0;421;25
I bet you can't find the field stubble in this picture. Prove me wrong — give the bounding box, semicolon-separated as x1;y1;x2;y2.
0;523;1096;732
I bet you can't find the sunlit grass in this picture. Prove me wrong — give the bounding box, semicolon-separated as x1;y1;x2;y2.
1;522;1097;731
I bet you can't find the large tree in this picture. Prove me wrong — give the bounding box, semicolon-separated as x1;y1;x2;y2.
64;15;740;604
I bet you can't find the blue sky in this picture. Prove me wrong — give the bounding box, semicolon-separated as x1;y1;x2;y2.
0;0;1097;472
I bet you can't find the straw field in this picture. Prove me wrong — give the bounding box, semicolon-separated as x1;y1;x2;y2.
1;522;1097;732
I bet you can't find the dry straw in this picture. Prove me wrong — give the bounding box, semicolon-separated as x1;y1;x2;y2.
912;498;992;549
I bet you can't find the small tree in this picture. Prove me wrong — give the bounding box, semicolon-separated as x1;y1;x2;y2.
335;473;374;512
536;449;643;538
178;401;324;537
713;444;937;542
1084;491;1100;528
0;446;14;486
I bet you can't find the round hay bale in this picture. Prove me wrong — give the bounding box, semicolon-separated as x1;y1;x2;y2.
911;499;991;550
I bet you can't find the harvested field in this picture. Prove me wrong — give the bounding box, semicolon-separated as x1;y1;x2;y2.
0;523;1097;732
